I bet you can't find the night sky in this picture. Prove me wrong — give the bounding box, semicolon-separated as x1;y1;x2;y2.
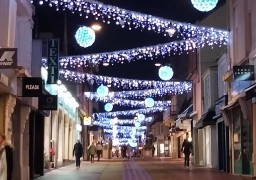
34;0;225;112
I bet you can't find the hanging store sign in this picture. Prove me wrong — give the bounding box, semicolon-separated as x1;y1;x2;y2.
213;95;228;119
22;77;43;97
0;48;17;69
233;65;254;81
47;38;59;84
38;95;58;110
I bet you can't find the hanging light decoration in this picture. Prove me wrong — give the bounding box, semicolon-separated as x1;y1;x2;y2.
144;97;155;108
104;103;113;112
191;0;219;12
42;36;228;68
134;121;141;128
75;26;96;48
93;106;168;118
158;66;174;81
96;85;109;97
84;85;191;99
83;92;172;108
137;114;146;121
33;0;228;39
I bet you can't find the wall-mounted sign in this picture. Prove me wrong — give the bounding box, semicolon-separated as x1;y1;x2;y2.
233;65;254;81
38;95;58;110
22;77;43;97
47;39;59;84
83;116;92;126
0;48;17;69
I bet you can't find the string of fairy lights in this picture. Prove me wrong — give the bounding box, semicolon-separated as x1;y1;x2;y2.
35;0;229;146
33;0;228;39
84;87;188;99
42;37;227;67
83;92;172;108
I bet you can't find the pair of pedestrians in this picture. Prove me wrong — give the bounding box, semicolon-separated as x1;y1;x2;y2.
73;141;103;167
88;142;103;163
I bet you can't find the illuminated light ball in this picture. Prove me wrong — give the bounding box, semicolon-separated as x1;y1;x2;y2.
191;0;218;12
75;26;96;48
134;121;141;128
158;66;174;81
138;114;145;121
104;103;113;112
96;85;109;97
144;97;155;108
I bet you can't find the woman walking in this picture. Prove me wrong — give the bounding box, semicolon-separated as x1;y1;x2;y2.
88;142;96;163
96;142;103;161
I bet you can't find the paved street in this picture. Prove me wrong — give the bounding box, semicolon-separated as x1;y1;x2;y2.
36;158;250;180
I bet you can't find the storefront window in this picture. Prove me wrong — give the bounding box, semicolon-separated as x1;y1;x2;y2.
233;107;242;174
233;107;253;175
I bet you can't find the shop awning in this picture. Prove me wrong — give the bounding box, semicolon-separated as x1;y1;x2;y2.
177;104;193;120
195;108;216;129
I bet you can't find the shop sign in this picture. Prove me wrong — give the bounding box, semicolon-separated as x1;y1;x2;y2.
215;95;228;117
233;65;254;81
83;116;92;125
47;38;59;84
38;95;58;110
22;77;43;97
0;48;17;69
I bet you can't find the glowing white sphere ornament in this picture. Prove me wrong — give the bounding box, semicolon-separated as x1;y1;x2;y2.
191;0;218;12
138;114;145;121
96;85;109;98
104;103;113;112
75;26;96;48
144;97;155;108
158;66;174;81
134;121;141;128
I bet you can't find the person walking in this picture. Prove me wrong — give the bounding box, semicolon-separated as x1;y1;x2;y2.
0;132;14;180
96;142;103;161
181;139;193;168
88;142;96;163
73;140;83;168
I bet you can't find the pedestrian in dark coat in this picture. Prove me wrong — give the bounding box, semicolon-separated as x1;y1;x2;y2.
181;139;193;167
73;140;83;168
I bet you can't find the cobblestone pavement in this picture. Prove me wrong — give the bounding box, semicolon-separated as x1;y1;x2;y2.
36;158;251;180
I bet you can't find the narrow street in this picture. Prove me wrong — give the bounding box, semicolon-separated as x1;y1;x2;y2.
36;158;249;180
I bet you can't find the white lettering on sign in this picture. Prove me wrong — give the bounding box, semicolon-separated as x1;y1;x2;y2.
25;85;40;90
0;51;15;66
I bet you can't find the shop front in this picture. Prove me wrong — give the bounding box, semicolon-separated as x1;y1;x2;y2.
222;93;253;176
213;95;229;172
194;107;217;167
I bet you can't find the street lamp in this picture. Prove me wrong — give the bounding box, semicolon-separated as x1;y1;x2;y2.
91;24;102;31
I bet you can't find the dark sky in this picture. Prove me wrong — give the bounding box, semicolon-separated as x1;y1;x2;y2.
34;0;225;112
35;0;225;77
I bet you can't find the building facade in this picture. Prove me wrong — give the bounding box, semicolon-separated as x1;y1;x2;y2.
221;0;256;176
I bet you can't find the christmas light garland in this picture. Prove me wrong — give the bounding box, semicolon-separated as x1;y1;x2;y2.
57;69;192;90
93;117;153;126
93;106;168;118
84;85;190;99
34;0;228;39
42;37;227;68
83;92;171;107
86;73;192;89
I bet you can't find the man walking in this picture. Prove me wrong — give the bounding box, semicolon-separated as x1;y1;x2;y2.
181;139;193;167
73;140;83;168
